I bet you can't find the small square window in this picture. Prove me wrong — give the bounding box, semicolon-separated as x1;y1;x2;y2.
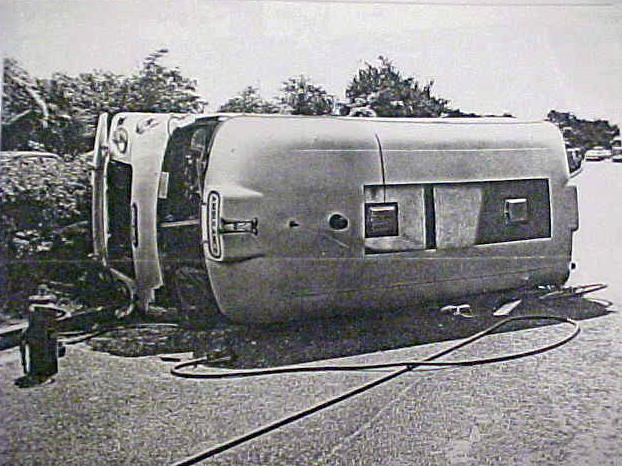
365;203;399;238
504;198;529;224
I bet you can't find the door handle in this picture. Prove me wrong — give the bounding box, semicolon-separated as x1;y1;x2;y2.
202;188;263;262
219;218;258;235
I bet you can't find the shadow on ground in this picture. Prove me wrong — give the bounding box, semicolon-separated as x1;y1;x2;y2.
85;288;615;369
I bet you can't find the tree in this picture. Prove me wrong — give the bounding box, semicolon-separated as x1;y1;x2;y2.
2;50;207;156
547;110;619;150
122;49;206;114
1;58;50;150
218;86;279;113
278;75;334;116
346;56;452;118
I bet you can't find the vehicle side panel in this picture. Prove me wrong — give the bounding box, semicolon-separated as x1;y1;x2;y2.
203;117;384;322
203;117;577;323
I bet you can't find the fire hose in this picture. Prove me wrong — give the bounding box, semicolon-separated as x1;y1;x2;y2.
170;315;580;465
12;283;605;463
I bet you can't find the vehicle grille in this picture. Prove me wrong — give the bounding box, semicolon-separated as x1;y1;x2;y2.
107;160;134;278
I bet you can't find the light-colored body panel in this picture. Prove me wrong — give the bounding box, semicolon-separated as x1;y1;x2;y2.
92;113;201;306
202;117;384;322
201;116;577;322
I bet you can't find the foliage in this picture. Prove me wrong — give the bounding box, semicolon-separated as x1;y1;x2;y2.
124;49;207;113
0;154;91;258
218;86;280;113
547;110;619;150
0;154;95;315
346;56;452;118
1;58;50;151
1;50;210;316
278;75;334;115
2;50;207;156
217;58;491;119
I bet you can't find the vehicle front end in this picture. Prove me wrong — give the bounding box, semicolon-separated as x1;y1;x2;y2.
91;112;200;311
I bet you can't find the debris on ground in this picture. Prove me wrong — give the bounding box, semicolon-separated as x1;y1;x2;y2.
3;281;613;373
439;304;474;318
493;299;523;317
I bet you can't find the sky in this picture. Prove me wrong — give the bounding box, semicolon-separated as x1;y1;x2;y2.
1;0;621;125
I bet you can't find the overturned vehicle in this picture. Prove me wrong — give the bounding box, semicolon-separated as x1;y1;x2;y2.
92;113;579;323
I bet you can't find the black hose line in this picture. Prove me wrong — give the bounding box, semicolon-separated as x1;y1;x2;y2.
171;316;578;378
538;283;607;300
170;315;579;465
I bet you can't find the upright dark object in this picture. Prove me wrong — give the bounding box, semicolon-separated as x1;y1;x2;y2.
21;291;60;378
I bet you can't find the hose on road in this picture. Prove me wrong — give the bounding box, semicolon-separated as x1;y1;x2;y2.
171;315;580;465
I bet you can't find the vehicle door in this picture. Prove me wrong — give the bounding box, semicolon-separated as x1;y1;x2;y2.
201;116;385;323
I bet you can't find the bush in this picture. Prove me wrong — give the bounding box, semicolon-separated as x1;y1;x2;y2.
0;154;93;315
0;154;91;256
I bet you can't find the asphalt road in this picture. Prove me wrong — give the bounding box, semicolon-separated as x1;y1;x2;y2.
1;161;621;465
